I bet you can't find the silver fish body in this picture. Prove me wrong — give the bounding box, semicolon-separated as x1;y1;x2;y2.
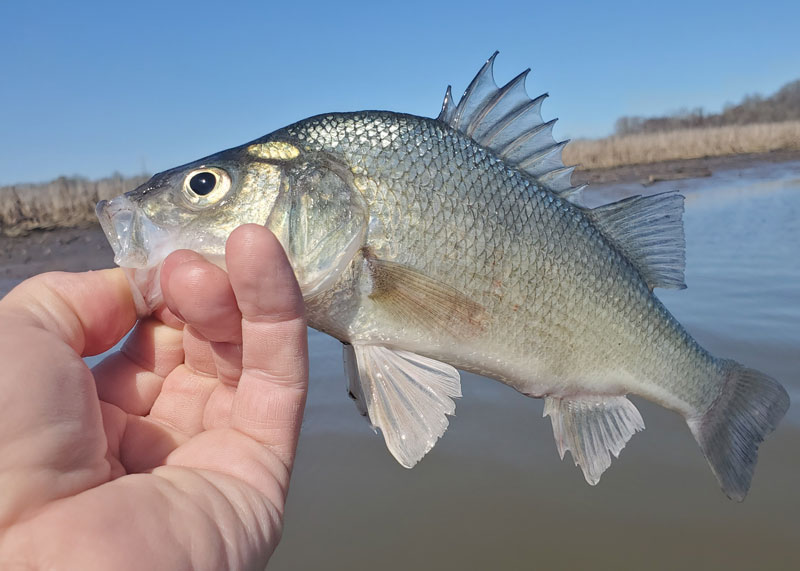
274;112;711;407
97;55;789;500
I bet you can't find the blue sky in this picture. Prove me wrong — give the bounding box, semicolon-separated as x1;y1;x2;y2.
1;0;798;185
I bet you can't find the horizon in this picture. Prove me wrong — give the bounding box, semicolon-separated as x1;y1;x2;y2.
2;0;799;186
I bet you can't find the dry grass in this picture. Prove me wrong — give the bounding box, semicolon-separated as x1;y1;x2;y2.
0;174;149;236
564;121;800;170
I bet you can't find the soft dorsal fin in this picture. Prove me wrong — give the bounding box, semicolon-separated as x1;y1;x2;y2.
437;52;581;199
587;191;686;290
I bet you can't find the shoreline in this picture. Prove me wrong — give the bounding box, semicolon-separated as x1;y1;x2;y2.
571;148;800;186
3;149;800;294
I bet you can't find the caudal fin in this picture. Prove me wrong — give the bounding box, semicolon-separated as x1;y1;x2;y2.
688;362;789;501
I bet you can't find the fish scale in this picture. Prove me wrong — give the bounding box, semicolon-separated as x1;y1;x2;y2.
96;54;788;499
272;112;704;404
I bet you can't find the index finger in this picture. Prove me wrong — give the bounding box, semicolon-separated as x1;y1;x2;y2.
0;269;137;357
226;225;309;468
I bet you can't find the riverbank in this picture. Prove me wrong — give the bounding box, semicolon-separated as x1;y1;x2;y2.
571;148;800;186
0;226;113;293
563;120;800;171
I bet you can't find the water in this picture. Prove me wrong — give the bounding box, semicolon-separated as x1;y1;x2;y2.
4;162;800;569
0;278;20;297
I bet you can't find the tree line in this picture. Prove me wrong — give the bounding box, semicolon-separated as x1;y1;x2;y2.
615;78;800;136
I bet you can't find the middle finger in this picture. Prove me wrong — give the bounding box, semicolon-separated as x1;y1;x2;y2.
162;253;244;384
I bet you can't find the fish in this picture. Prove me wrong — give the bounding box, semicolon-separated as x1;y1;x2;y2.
96;53;789;501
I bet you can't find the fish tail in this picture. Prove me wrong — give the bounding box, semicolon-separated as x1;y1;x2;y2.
687;361;789;501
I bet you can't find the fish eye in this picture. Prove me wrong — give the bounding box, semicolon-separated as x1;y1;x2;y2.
182;167;232;207
189;171;217;195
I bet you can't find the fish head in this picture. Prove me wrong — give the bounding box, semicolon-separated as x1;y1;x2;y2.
97;139;367;314
96;143;287;313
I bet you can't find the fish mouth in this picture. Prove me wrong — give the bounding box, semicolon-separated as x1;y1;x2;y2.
96;196;168;268
96;196;173;315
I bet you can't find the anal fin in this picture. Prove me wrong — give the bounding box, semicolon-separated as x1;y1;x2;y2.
544;395;644;485
343;343;462;468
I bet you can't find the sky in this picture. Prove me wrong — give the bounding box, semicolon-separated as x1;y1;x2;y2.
1;0;798;185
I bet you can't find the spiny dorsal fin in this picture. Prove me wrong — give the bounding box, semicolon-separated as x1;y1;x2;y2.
587;191;686;291
438;85;456;125
437;52;582;202
538;166;578;193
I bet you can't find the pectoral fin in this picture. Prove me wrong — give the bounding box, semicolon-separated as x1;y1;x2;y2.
365;256;489;340
344;343;462;468
544;395;644;485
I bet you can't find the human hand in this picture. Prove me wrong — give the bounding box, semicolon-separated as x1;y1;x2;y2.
0;225;308;570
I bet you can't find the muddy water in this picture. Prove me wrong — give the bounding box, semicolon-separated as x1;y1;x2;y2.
270;162;800;570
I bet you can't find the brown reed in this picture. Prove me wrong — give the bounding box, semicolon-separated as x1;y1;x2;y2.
563;121;800;171
0;174;149;236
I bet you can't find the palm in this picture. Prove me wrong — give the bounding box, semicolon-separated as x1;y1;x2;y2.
0;226;307;570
